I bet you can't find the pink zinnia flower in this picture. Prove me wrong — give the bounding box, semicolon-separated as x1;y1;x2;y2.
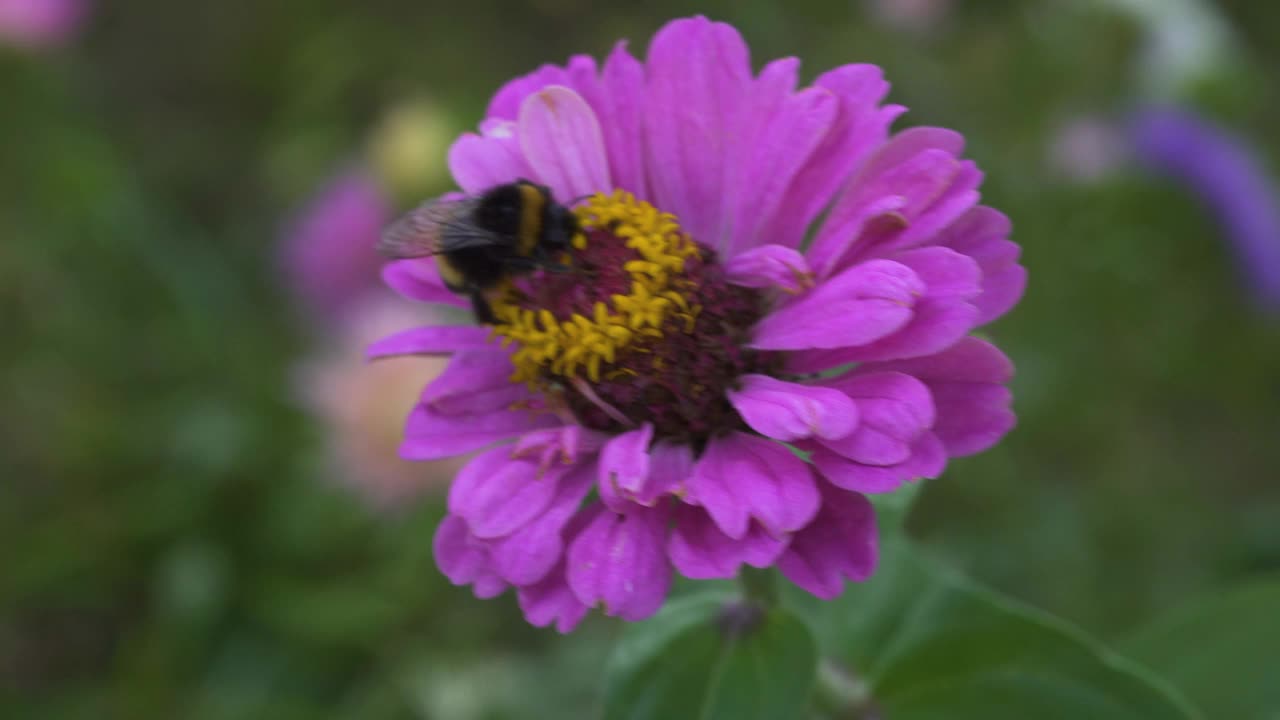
0;0;88;51
371;16;1025;631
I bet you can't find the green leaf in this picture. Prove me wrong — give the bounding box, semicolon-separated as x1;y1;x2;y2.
1120;578;1280;719
603;592;818;720
789;540;1199;720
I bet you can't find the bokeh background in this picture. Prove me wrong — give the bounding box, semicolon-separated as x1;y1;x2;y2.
2;0;1278;717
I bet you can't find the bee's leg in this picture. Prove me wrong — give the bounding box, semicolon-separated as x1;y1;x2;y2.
468;291;498;325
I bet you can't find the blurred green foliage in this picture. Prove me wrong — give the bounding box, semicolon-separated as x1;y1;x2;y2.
1;1;1278;718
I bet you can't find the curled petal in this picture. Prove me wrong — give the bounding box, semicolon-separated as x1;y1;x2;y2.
893;247;982;300
750;260;921;351
929;384;1015;457
687;432;820;539
810;144;962;278
489;462;595;585
777;485;877;599
566;505;671;621
621;441;694;506
860;337;1016;456
517;557;591;633
938;206;1025;325
433;515;507;599
789;297;980;370
516;510;596;633
727;374;858;441
511;425;607;469
599;423;654;495
668;505;788;579
812;431;947;493
724;244;814;293
818;371;934;466
447;446;572;539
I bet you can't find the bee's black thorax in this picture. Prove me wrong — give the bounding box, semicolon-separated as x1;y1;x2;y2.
435;180;580;322
472;183;531;245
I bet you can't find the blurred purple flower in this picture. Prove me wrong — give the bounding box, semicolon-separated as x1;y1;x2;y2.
1131;107;1280;310
0;0;89;50
281;168;391;322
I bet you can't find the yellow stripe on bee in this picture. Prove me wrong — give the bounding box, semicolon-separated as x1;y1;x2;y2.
515;182;546;256
434;255;465;290
490;190;700;385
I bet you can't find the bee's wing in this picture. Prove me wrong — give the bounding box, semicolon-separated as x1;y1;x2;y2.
377;197;494;259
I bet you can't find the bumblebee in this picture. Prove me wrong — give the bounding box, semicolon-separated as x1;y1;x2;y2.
378;180;579;323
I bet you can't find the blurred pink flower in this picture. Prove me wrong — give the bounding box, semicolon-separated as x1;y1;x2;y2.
281;168;391;323
298;294;462;508
0;0;89;50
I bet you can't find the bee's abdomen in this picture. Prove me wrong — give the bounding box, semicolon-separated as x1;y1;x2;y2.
441;247;511;290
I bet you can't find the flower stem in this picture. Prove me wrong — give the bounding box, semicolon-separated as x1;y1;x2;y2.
737;566;778;607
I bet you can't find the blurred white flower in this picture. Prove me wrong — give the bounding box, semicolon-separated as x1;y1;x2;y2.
297;294;463;509
864;0;952;34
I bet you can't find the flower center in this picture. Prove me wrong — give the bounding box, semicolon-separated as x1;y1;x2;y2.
491;191;778;445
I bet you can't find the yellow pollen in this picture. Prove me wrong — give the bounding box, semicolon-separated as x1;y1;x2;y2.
491;190;700;385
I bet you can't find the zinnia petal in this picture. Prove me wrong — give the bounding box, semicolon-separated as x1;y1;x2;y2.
447;447;573;538
366;326;495;359
645;16;752;247
777;485;877;599
750;259;921;351
489;461;596;584
859;337;1016;456
448;124;533;194
752;64;901;251
433;515;508;599
518;86;612;200
722;58;839;256
724;244;814;293
597;423;655;511
668;505;788;579
687;432;820;539
566;505;671;621
727;374;858;441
